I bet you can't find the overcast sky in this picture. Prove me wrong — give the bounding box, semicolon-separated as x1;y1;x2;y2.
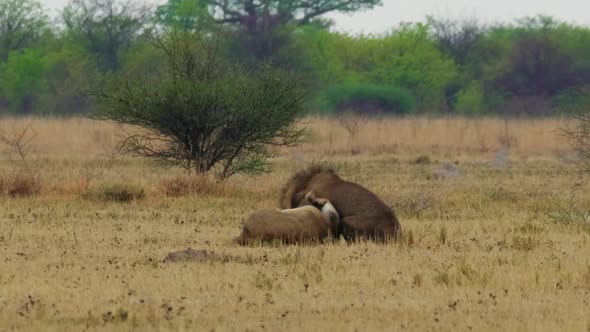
41;0;590;34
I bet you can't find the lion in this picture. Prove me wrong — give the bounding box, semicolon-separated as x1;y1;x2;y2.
234;192;340;245
279;165;401;242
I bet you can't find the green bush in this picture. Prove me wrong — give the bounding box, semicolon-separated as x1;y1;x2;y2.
0;48;51;113
93;31;305;180
552;87;590;114
454;81;485;115
321;82;415;115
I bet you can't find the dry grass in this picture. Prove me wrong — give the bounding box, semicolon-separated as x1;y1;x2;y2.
1;116;589;331
81;183;146;203
156;175;236;198
303;116;571;157
0;172;42;197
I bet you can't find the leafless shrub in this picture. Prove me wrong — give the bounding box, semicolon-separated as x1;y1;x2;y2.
392;189;436;219
546;190;590;225
0;123;36;172
562;111;590;172
496;118;518;149
337;113;368;139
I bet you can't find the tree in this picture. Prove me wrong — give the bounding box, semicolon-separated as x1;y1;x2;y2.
0;48;51;113
62;0;151;71
367;24;458;111
93;31;306;179
288;24;457;112
428;16;486;66
493;34;578;97
39;42;100;115
0;0;48;62
155;0;209;31
156;0;382;61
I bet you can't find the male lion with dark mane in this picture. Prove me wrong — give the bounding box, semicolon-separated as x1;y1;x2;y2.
279;165;401;242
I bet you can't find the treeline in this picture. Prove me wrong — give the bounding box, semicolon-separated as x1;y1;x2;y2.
1;0;590;116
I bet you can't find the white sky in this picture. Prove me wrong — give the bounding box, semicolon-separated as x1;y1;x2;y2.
41;0;590;34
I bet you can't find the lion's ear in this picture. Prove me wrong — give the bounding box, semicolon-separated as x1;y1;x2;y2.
305;191;325;209
304;191;316;202
315;199;330;209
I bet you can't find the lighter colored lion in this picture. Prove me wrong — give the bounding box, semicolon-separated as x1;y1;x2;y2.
234;192;339;245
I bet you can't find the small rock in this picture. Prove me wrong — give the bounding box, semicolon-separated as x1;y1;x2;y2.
432;162;461;180
162;248;208;263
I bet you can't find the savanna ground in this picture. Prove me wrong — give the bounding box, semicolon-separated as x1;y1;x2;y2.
1;117;590;331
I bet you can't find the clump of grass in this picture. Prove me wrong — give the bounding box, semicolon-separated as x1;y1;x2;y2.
413;155;431;165
82;183;145;203
399;229;416;248
412;273;423;287
157;175;230;197
281;248;303;265
487;186;521;203
512;234;538;251
0;173;42;197
102;308;129;324
392;189;436;219
254;271;278;291
582;266;590;289
433;269;452;287
518;221;544;234
115;308;129;322
438;225;448;245
457;259;476;282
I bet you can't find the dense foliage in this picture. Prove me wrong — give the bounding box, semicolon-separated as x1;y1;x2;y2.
1;0;590;116
320;83;414;114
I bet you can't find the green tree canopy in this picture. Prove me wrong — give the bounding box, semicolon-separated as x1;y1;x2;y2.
296;24;458;112
0;48;51;113
156;0;382;61
0;0;48;62
155;0;209;30
62;0;151;71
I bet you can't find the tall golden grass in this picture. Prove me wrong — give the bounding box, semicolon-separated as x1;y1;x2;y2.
304;116;571;157
0;116;572;158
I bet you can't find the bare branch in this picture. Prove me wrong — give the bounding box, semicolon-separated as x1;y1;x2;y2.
0;123;36;173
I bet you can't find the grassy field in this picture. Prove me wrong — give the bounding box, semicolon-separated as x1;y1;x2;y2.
1;116;589;331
